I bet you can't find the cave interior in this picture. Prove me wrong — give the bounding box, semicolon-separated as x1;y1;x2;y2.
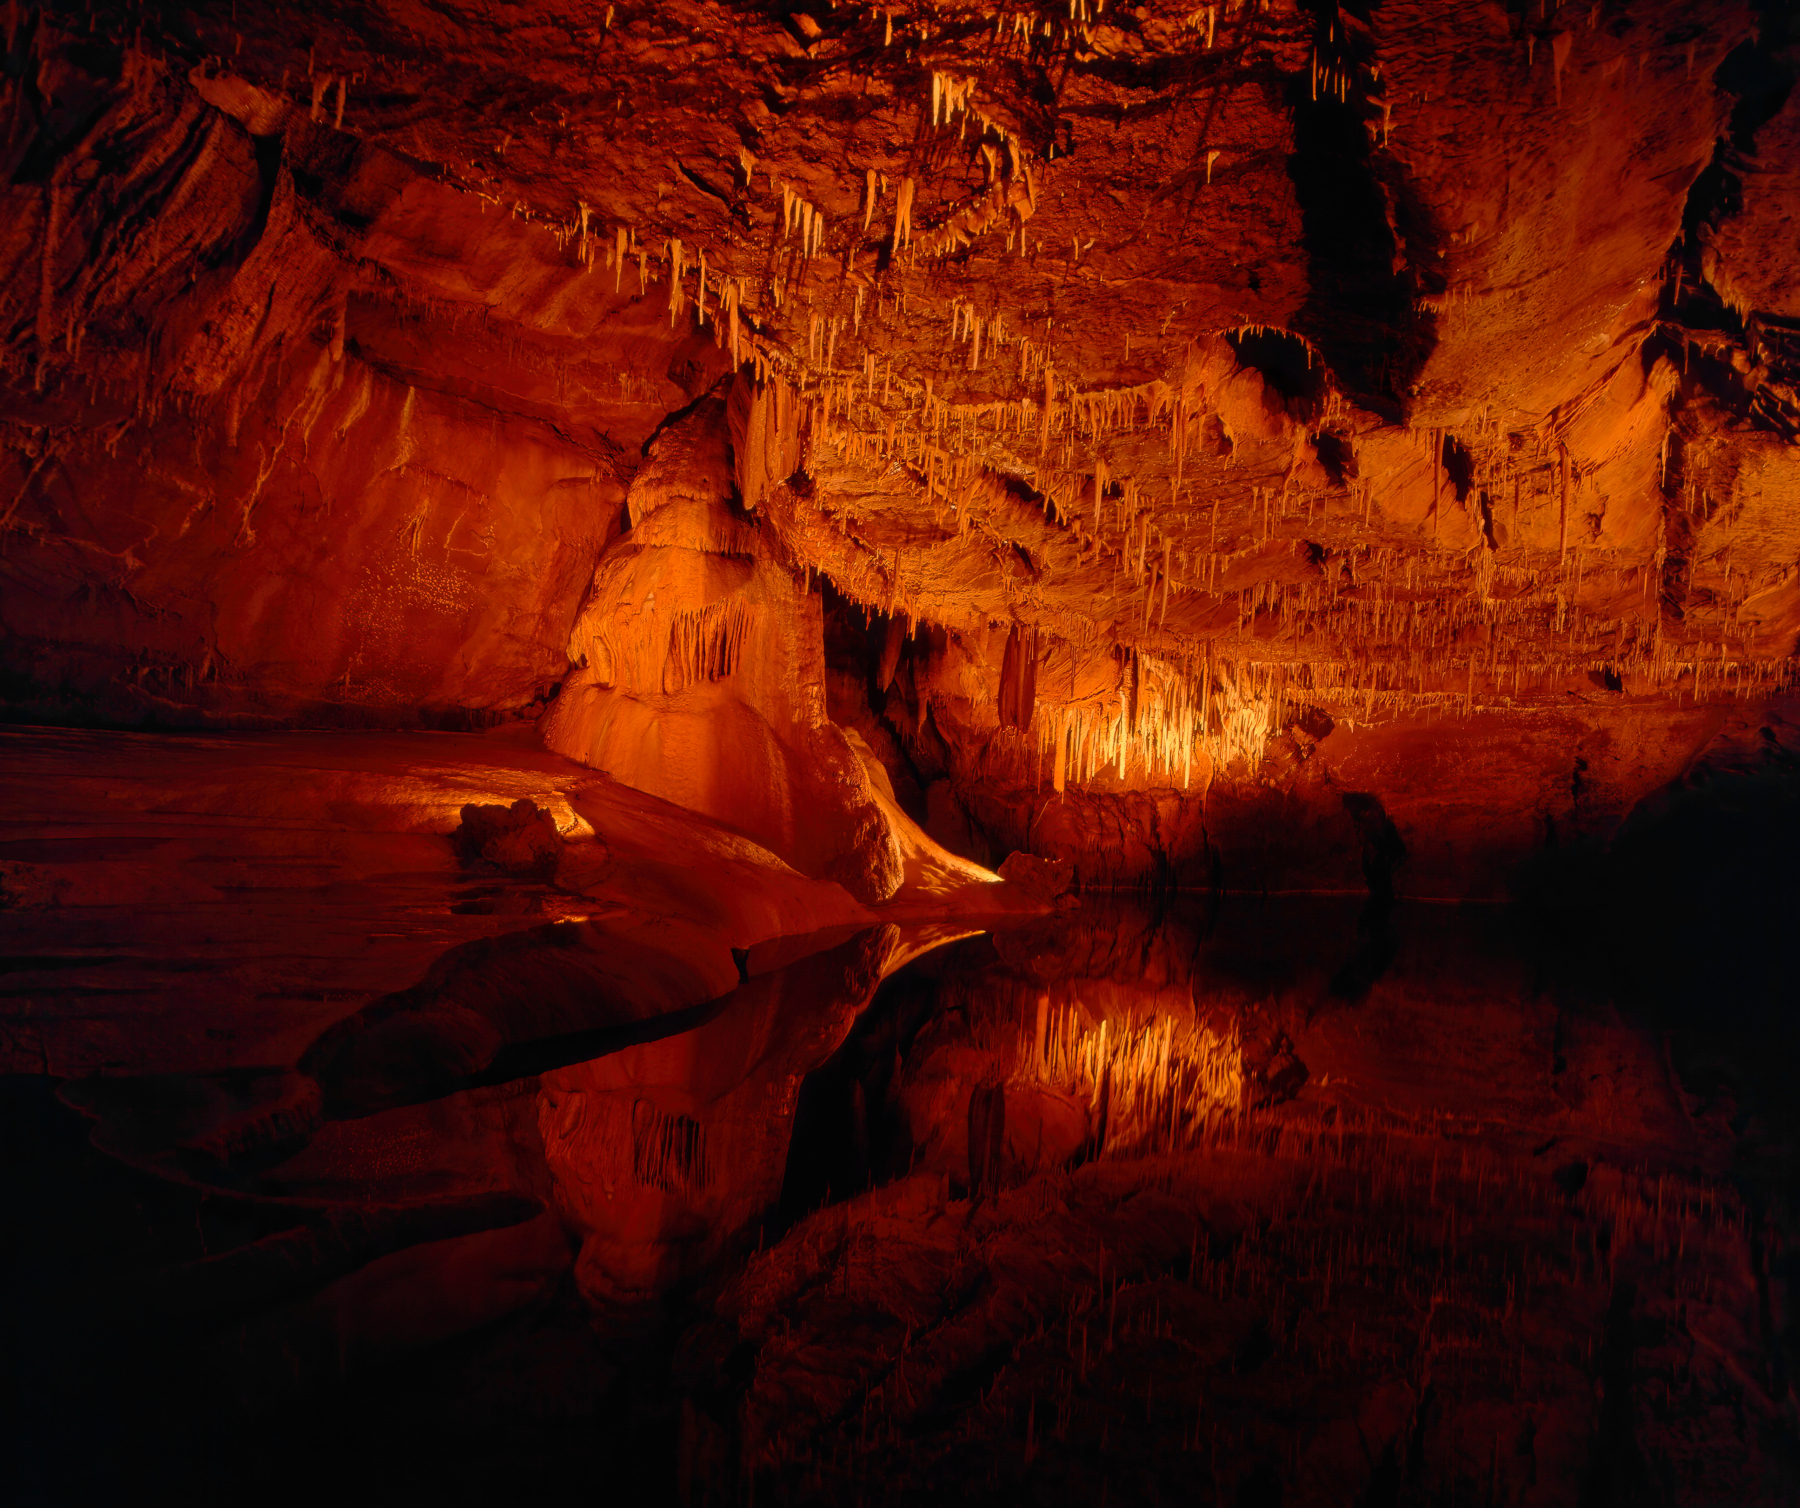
5;0;1800;1502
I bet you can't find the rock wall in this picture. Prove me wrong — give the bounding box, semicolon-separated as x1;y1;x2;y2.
1;30;716;728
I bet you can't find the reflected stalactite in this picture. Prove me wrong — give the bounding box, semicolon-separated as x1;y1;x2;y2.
536;924;900;1307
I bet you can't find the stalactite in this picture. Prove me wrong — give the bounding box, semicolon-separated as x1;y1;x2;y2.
893;177;916;250
999;623;1038;731
631;1102;709;1193
1559;444;1571;565
663;597;756;694
667;238;685;326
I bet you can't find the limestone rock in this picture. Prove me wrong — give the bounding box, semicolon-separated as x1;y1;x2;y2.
452;799;562;877
996;850;1074;904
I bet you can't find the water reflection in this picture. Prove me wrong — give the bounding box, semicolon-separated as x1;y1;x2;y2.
47;914;976;1410
538;925;899;1307
24;857;1799;1504
780;893;1348;1221
684;876;1800;1508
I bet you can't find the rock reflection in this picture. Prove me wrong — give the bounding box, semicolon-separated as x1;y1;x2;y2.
47;914;964;1434
780;896;1311;1219
29;871;1800;1507
539;924;901;1308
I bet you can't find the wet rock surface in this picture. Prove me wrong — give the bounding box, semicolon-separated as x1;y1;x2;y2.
995;850;1074;905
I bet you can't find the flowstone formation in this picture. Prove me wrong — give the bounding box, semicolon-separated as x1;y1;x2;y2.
544;387;904;899
4;0;1797;882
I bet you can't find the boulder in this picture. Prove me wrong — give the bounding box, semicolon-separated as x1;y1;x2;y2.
452;799;562;877
996;850;1074;905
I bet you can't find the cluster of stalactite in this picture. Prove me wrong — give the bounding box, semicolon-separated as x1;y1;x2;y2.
955;613;1797;797
829;377;1748;614
631;1100;711;1197
663;598;756;695
528;41;1069;405
1023;652;1275;792
787;353;1798;764
7;4;1794;793
0;0;1293;407
584;596;759;698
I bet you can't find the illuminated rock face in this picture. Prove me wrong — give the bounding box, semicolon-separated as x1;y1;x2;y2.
0;48;639;726
2;4;1797;877
543;391;904;899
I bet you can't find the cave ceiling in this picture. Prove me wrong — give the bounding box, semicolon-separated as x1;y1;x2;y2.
3;0;1798;757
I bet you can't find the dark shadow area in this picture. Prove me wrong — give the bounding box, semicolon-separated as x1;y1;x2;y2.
1329;792;1407;1000
818;580;954;830
777;943;974;1224
1226;326;1327;418
1285;0;1441;415
6;924;900;1505
1514;730;1800;1041
1514;729;1800;1417
1;1073;631;1506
